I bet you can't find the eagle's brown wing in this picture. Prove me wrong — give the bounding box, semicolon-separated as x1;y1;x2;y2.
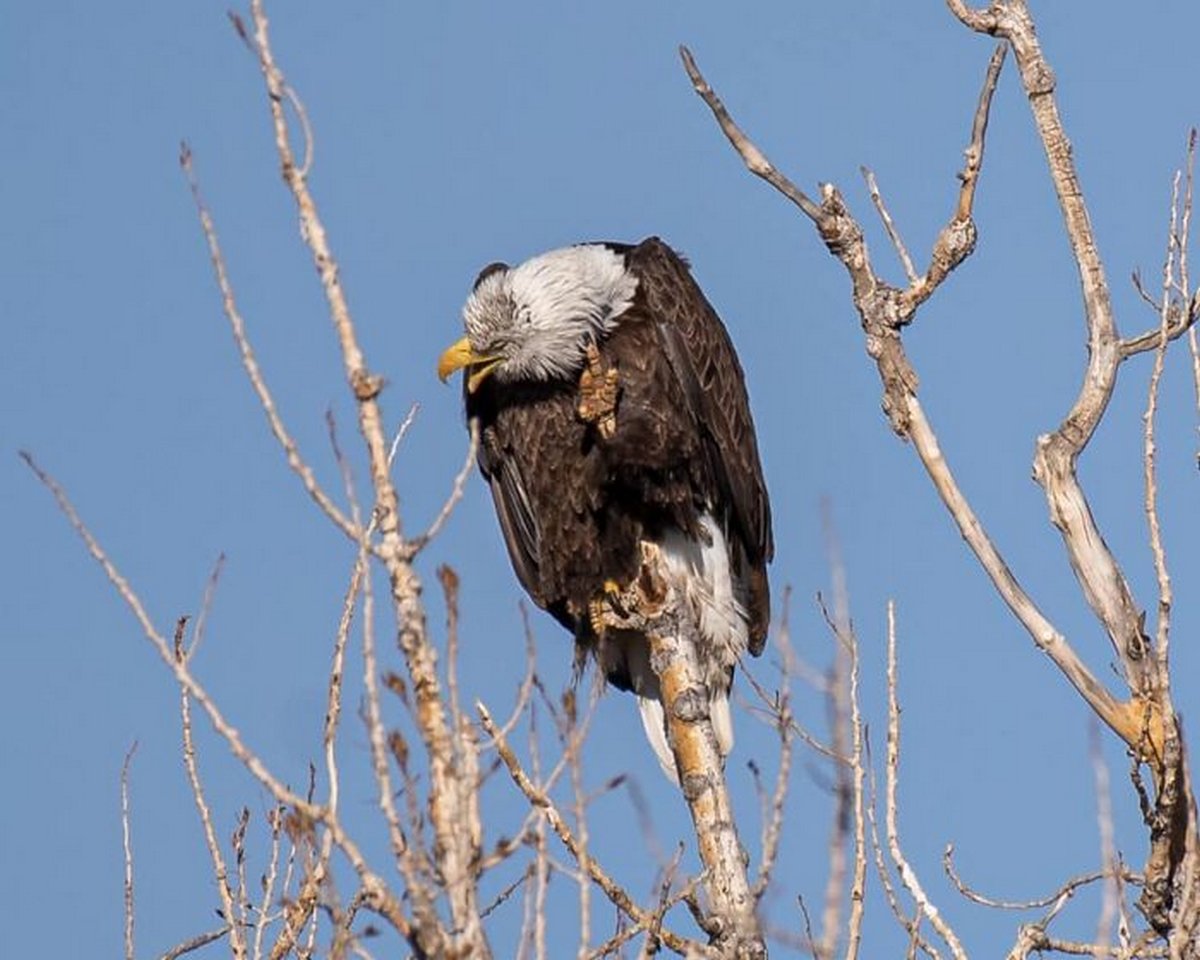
624;237;774;650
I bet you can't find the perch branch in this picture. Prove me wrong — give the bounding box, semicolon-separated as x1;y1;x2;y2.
598;540;764;957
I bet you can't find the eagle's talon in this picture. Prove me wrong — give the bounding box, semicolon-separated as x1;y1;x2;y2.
587;596;609;637
578;341;619;439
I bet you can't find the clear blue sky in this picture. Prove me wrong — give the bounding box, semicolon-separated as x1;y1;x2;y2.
4;2;1199;956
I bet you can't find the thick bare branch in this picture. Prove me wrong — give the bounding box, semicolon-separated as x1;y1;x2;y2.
593;539;764;957
944;0;999;34
683;7;1150;758
954;2;1160;700
245;3;487;951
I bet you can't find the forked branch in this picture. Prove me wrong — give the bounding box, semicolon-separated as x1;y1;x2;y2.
680;39;1126;742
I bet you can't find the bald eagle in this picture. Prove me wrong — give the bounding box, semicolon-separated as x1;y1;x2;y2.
439;237;772;781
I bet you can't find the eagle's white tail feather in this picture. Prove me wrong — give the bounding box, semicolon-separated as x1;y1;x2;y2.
636;688;735;786
709;688;734;759
637;694;679;785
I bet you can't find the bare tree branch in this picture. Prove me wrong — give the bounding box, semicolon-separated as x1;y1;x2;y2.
680;26;1133;751
679;46;823;223
156;927;231;960
861;167;918;285
121;742;138;960
175;617;246;959
179;144;360;545
943;844;1141;912
245;3;487;951
884;603;965;960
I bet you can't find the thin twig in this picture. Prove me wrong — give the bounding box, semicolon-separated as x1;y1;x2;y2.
233;808;253;940
819;659;849;959
176;617;246;959
885;602;965;960
121;742;138;960
1092;722;1119;952
188;553;226;660
253;806;285;960
861;167;918;283
526;696;549;960
742;661;840;763
480;604;539;753
478;702;709;957
843;604;867;960
178;144;359;544
156;927;232;960
1143;170;1180;684
20;452;415;945
943;844;1141;911
752;689;794;901
818;514;852;960
566;690;593;958
867;750;940;960
481;867;533;921
390;402;421;465
406;420;479;556
899;41;1005;314
1154;169;1183;664
679;46;823;222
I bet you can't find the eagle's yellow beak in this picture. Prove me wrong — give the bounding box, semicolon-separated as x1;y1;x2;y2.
437;336;502;393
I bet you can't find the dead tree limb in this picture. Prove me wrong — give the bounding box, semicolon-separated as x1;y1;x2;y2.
594;541;765;959
685;0;1199;947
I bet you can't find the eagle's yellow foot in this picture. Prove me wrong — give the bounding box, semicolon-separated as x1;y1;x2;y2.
587;580;628;635
577;342;619;439
587;596;609;637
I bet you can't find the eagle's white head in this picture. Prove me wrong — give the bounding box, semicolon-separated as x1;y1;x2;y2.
439;244;638;392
